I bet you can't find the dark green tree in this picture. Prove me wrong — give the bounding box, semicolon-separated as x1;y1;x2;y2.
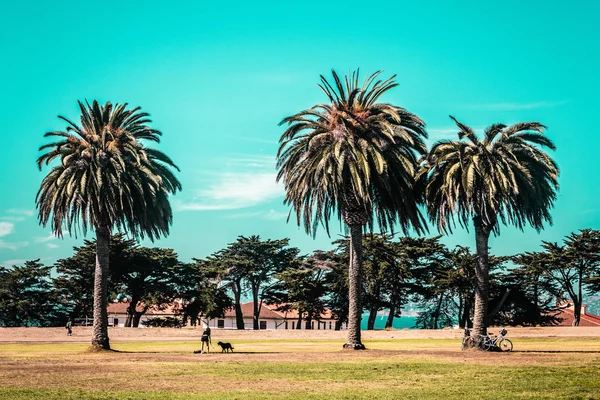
114;246;180;327
508;251;560;326
266;250;332;329
0;260;64;327
543;229;600;325
205;247;252;329
37;100;181;350
229;235;299;330
324;253;349;330
174;260;233;326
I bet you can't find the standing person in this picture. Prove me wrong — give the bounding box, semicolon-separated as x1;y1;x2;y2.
194;326;211;354
65;319;73;336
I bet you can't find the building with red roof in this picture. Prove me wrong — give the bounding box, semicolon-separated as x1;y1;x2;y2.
106;300;344;330
553;302;600;326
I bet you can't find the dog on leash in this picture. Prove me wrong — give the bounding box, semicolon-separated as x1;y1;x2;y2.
217;341;234;353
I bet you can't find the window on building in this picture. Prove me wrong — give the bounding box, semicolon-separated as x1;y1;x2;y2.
260;321;267;330
217;319;225;328
113;318;119;327
329;321;332;330
285;321;288;330
311;321;314;330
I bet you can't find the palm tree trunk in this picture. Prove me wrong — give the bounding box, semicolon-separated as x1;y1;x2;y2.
343;224;366;350
91;226;111;350
472;217;491;338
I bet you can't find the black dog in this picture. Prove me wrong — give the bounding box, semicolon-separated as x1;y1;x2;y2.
217;341;234;353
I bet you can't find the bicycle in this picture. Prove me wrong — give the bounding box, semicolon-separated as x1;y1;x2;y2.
461;328;513;352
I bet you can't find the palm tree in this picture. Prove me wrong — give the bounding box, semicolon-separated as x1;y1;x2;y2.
418;116;558;340
36;100;181;350
276;70;427;349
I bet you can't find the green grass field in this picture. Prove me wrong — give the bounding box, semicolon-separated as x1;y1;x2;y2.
1;338;599;399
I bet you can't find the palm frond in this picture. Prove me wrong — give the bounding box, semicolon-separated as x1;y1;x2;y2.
36;100;181;240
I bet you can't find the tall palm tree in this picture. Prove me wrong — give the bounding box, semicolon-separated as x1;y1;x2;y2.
418;116;558;340
36;100;181;350
276;70;427;349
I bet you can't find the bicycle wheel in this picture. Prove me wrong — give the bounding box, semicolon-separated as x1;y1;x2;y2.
499;339;513;352
477;336;491;351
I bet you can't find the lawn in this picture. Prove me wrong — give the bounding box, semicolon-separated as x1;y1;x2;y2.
1;337;599;399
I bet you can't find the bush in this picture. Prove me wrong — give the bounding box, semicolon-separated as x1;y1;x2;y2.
141;317;183;328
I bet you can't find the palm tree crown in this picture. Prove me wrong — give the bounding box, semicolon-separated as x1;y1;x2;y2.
419;116;559;234
276;70;428;235
36;100;181;239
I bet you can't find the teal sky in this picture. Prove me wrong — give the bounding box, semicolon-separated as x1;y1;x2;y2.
1;1;599;267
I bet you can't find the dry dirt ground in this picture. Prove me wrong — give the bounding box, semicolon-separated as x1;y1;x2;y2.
1;327;599;399
2;325;599;342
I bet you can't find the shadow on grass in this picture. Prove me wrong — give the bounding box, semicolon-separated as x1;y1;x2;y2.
513;350;600;354
111;350;283;354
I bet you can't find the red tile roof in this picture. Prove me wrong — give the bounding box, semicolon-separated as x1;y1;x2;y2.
553;302;600;326
107;300;181;315
223;302;335;320
107;300;336;320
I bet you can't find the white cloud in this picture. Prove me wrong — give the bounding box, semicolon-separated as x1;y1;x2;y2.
34;233;62;243
428;128;459;140
227;209;288;221
0;216;26;222
177;156;284;212
177;172;283;211
0;259;28;267
428;127;485;141
465;100;569;111
0;222;14;237
7;209;34;217
47;243;59;249
0;241;29;251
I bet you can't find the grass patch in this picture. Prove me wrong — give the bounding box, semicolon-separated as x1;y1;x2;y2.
1;338;599;399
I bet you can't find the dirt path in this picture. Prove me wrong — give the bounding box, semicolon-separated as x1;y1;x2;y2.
1;326;599;342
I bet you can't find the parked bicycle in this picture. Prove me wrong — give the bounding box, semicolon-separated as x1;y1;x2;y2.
461;328;513;352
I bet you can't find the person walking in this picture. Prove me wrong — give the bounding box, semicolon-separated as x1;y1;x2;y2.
65;319;73;336
194;326;211;354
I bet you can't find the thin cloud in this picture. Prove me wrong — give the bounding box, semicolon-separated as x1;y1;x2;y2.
0;240;29;251
0;222;14;237
177;155;283;212
465;100;569;111
227;209;288;220
47;243;59;249
0;259;28;267
0;216;26;222
177;172;283;211
428;127;485;140
34;233;63;243
7;209;35;217
428;128;459;139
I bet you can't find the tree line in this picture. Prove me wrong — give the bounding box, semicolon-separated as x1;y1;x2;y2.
2;230;599;329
